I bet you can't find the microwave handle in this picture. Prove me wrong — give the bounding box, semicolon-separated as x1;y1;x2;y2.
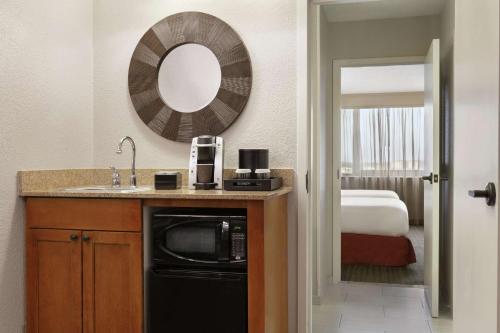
219;221;230;261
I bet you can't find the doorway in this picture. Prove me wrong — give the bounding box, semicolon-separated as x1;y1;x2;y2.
328;49;442;317
310;1;453;332
337;62;426;286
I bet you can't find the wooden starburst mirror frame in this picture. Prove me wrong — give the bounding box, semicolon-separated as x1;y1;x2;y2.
128;12;252;143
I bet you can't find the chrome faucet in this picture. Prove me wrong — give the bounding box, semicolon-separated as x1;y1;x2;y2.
110;166;121;188
116;136;137;188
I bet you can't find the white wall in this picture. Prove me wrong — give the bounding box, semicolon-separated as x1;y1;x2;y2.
0;0;94;331
93;0;297;170
328;15;441;60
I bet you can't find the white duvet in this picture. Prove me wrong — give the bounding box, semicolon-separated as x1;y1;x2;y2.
341;189;399;200
341;196;409;237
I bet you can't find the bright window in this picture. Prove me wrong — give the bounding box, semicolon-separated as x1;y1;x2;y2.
341;107;425;177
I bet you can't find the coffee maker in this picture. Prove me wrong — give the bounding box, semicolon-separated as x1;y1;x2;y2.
188;135;224;190
223;149;282;191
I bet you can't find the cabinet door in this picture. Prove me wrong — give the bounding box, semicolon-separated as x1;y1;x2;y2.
82;231;143;333
26;229;82;333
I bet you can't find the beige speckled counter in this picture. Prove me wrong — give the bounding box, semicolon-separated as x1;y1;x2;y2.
19;187;293;200
18;168;294;200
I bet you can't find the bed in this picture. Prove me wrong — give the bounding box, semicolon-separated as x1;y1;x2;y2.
341;191;416;267
341;189;399;200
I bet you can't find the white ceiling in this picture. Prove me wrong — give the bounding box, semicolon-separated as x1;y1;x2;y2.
341;64;424;94
323;0;447;23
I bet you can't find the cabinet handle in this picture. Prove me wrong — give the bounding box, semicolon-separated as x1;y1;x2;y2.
82;234;90;242
70;234;79;241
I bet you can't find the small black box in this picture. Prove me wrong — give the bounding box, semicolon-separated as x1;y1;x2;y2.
223;177;282;191
155;172;182;190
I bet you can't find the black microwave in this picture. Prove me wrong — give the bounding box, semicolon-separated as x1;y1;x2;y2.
151;208;247;271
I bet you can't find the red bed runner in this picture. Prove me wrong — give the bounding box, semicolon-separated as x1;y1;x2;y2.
342;233;417;267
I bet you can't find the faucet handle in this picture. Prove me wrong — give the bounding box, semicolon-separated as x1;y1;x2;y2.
110;166;121;187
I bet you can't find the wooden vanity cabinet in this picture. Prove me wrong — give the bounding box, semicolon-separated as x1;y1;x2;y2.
25;199;143;333
24;194;289;333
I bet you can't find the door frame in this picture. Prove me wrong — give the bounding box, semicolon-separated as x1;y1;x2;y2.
296;0;312;332
330;56;426;282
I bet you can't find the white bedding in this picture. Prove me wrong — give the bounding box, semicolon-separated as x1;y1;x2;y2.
341;196;409;237
341;190;399;200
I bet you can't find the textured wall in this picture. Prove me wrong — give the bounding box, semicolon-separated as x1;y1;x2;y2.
0;1;298;331
93;0;297;170
0;0;94;331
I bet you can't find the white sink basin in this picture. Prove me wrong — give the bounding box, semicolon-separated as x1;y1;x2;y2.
63;185;152;193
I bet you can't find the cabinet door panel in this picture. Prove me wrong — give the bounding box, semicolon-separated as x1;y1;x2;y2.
82;231;142;333
26;229;82;333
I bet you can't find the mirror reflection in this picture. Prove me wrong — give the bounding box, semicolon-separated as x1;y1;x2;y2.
157;43;222;113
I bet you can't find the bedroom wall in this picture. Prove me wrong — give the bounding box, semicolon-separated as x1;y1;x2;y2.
341;92;424;108
0;0;94;331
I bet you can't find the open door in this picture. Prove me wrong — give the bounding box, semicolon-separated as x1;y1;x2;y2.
423;38;440;318
453;0;499;332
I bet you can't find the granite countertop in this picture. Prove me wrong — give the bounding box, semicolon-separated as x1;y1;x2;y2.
18;169;294;201
19;186;293;200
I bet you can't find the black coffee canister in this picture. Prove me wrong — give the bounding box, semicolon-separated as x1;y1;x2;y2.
239;149;269;171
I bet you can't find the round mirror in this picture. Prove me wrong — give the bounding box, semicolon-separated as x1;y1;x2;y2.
157;44;222;113
129;12;252;143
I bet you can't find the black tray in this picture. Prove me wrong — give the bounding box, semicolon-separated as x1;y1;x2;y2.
223;177;282;191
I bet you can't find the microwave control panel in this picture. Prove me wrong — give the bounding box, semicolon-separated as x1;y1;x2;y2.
230;220;247;261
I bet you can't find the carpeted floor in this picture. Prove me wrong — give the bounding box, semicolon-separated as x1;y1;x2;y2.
341;226;424;285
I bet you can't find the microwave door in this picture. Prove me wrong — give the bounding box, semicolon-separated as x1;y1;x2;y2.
161;220;220;263
217;221;230;261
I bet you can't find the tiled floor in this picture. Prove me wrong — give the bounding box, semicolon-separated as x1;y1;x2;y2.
313;282;453;333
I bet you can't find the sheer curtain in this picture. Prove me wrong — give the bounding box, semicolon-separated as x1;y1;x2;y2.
341;107;425;225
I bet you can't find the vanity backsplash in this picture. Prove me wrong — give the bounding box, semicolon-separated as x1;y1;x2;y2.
18;168;294;193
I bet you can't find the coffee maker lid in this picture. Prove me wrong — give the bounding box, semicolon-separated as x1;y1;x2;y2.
197;135;216;144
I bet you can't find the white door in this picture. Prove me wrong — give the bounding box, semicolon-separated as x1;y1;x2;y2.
423;39;440;318
453;0;499;332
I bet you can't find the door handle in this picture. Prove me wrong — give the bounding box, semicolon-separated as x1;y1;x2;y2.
305;171;309;194
82;234;91;242
468;182;496;206
218;221;230;261
421;173;433;184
